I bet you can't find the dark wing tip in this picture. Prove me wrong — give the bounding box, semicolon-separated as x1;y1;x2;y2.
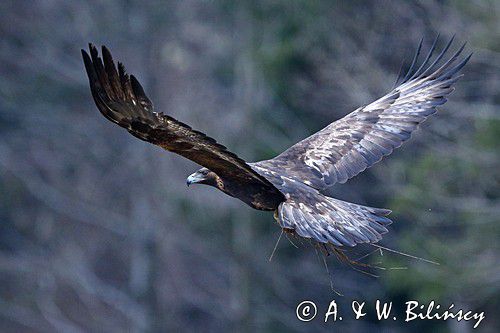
101;45;117;71
130;74;141;88
82;44;157;129
81;49;92;68
101;44;111;55
101;45;112;63
400;37;424;84
396;35;471;87
88;43;98;58
81;48;97;83
130;74;151;106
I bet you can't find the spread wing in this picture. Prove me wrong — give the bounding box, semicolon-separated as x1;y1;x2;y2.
257;37;471;190
81;44;284;203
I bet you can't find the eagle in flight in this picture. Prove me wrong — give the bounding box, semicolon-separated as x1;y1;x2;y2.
82;37;470;248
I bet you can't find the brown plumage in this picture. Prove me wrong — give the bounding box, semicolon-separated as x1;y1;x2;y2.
82;45;284;211
82;37;470;248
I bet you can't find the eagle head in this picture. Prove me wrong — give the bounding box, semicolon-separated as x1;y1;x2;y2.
187;168;220;188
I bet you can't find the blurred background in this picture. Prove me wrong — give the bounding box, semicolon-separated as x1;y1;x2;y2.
0;0;498;332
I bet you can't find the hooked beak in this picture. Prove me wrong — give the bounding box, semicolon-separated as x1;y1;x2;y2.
186;172;205;187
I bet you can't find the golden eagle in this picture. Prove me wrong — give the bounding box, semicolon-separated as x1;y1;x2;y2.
82;37;470;248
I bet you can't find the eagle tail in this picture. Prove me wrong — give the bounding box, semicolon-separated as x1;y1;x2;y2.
277;191;392;247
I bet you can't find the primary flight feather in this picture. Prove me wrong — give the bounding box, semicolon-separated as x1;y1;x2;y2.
82;37;470;248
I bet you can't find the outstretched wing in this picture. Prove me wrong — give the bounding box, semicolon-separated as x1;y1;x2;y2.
257;37;471;190
81;44;284;204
